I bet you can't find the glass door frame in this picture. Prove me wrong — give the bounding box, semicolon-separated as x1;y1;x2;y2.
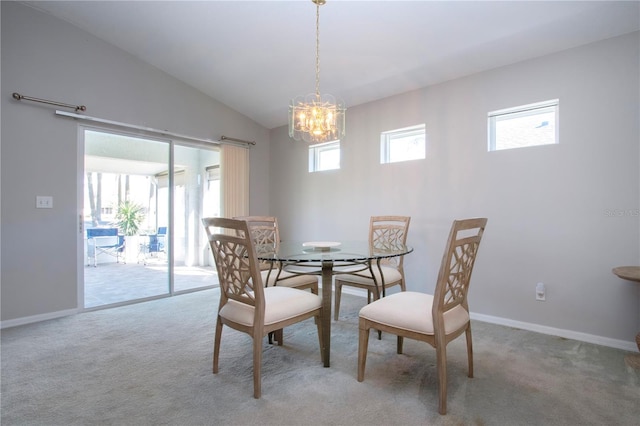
78;124;219;311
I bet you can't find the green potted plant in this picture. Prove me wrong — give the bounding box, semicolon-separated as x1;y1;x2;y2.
115;200;145;263
115;200;145;236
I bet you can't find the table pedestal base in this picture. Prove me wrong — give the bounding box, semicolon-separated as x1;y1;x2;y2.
625;354;640;369
611;267;640;369
625;332;640;370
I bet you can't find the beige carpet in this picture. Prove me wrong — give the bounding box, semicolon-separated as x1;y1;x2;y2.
1;288;639;425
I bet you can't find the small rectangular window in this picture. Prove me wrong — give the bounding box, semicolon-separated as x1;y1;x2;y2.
380;124;426;164
309;141;340;172
488;99;559;151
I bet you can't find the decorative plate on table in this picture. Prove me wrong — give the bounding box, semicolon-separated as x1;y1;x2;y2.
302;241;341;251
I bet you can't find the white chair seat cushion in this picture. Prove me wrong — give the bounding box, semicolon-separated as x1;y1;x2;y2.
260;269;318;288
220;287;322;327
334;265;402;287
359;291;469;335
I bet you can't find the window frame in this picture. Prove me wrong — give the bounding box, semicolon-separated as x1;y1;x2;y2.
488;99;559;152
380;124;426;164
308;140;340;173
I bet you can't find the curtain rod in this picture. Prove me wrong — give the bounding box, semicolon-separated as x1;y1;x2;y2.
13;92;86;112
55;111;255;148
220;135;256;146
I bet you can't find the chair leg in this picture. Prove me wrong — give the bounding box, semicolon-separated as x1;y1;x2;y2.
334;281;342;321
397;336;404;354
213;319;223;374
357;320;370;382
465;325;474;378
267;329;283;345
435;340;448;415
253;334;263;399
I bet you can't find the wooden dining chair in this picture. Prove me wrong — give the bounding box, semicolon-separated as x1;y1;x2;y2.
334;215;411;320
234;216;319;295
202;217;324;398
357;218;487;415
235;215;320;345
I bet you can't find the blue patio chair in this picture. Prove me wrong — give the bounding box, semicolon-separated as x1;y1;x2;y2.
139;227;167;265
86;228;126;267
151;226;167;253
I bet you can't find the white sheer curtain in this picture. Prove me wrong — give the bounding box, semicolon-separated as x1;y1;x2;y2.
220;144;249;218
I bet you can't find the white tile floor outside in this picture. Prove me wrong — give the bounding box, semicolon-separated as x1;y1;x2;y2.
84;259;218;308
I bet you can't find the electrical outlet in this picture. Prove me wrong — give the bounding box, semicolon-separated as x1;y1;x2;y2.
536;282;546;301
36;196;53;209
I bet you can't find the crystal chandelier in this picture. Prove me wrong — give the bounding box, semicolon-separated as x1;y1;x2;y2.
289;0;346;144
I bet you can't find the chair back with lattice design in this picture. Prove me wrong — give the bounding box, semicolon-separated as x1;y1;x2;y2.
433;218;487;322
234;216;279;271
369;216;411;268
203;217;264;311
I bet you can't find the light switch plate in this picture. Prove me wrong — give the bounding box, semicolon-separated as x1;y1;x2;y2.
36;196;53;209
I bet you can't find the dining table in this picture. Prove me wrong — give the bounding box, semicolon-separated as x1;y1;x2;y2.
256;240;413;367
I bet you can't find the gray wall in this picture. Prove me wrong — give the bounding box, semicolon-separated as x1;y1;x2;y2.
269;32;640;349
1;2;270;322
2;2;639;351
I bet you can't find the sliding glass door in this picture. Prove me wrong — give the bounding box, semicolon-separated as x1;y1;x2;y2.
81;128;219;309
172;143;219;292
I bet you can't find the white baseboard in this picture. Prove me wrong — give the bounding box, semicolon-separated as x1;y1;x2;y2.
1;308;78;329
340;286;368;297
3;291;636;352
339;288;637;352
470;312;637;352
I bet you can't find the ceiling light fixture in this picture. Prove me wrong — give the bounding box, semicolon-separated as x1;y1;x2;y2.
289;0;346;144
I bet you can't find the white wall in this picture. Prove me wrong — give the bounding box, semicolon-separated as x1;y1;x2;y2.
270;32;640;349
0;2;270;322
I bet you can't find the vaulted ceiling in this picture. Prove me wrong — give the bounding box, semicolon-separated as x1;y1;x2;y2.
23;1;640;129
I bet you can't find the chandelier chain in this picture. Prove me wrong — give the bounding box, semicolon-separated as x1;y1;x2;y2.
315;2;321;98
